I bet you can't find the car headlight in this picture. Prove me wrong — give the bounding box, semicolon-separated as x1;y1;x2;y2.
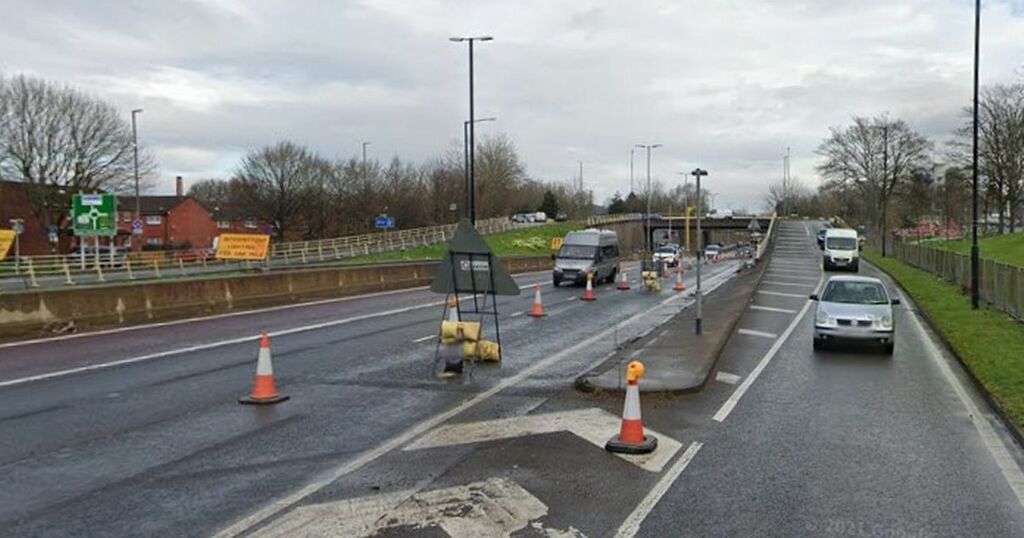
876;315;893;330
815;310;836;327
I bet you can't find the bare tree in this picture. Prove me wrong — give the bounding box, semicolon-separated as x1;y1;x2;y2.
763;176;808;213
816;115;932;255
0;74;155;227
234;141;318;240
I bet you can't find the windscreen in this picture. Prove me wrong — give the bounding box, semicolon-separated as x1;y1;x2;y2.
826;237;857;250
557;244;596;259
821;281;888;304
656;247;675;254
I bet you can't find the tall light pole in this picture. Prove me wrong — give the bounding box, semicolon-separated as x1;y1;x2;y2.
692;168;708;335
131;109;143;252
450;35;493;224
578;161;584;191
361;141;371;164
636;144;662;253
970;0;981;309
629;148;635;195
463;117;496;219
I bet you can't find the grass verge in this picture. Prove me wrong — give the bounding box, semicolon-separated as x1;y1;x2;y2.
339;223;583;264
929;232;1024;267
863;248;1024;435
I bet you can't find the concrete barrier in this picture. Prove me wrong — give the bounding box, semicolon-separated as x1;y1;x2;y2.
0;256;553;341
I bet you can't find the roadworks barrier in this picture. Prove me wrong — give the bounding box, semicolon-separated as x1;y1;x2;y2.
0;256;553;341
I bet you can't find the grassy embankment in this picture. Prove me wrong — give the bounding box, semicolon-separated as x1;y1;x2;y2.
341;222;583;264
863;248;1024;433
929;232;1024;267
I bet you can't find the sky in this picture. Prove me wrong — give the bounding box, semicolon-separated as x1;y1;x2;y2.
2;0;1023;211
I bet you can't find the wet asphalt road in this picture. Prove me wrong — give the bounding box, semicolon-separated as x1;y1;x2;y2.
0;258;739;536
3;221;1023;537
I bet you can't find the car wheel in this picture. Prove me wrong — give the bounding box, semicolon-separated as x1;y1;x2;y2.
883;342;894;355
813;339;824;351
552;277;561;287
851;263;860;273
609;268;617;284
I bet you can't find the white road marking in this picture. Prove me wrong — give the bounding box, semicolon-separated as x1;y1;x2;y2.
406;407;682;473
715;371;741;385
804;223;810;236
761;280;815;288
738;328;778;339
258;477;551;538
0;273;552;351
212;273;729;538
765;274;820;281
714;287;819;422
757;290;809;298
614;442;703;538
904;301;1024;507
510;311;525;318
413;334;436;343
749;305;797;314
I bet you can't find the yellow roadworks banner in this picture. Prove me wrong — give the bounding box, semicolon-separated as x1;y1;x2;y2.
0;230;15;261
215;233;270;261
550;237;563;251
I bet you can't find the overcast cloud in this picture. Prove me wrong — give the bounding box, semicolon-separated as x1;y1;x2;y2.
2;0;1023;210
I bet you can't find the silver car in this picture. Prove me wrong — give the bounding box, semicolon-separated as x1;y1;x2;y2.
810;276;899;354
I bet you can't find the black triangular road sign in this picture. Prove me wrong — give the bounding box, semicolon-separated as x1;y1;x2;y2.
430;219;522;296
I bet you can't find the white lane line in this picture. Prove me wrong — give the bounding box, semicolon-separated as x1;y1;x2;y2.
749;305;797;314
757;290;808;298
412;335;436;343
805;223;810;236
761;281;816;288
213;276;716;538
738;328;778;339
904;302;1024;507
715;371;741;385
0;273;552;351
614;442;703;538
714;290;818;422
765;274;820;281
510;311;525;318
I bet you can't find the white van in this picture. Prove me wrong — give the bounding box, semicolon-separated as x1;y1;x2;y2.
823;228;859;272
552;229;620;286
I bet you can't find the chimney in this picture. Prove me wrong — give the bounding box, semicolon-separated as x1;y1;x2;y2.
176;176;184;198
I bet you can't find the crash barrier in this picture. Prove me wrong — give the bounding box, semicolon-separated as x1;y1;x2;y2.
881;239;1024;322
0;255;554;341
754;214;777;261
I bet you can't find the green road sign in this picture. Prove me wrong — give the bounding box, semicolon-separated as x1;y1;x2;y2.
72;194;118;236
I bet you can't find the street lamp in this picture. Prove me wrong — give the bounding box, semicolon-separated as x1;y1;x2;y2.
636;144;662;253
630;149;635;195
450;35;493;224
463;117;496;218
361;141;371;164
970;0;981;309
131;108;142;251
691;167;709;335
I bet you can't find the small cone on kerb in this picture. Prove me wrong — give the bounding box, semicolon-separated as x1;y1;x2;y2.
239;333;289;405
617;270;630;290
528;283;546;317
673;264;686;292
581;272;597;301
447;297;460;322
606;361;657;454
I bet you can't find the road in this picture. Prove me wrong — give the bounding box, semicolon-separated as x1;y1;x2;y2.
2;222;1023;537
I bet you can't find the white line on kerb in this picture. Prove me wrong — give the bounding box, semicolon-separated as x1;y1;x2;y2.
615;442;703;538
738;328;778;339
713;283;819;422
749;305;797;314
213;273;725;538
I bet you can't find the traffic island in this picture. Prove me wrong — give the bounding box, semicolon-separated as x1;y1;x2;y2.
576;259;766;394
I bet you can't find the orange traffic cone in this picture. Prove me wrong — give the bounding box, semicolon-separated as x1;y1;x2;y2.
661;262;670;278
528;283;546;317
447;296;460;322
606;361;657;454
617;270;630;290
673;264;686;292
581;272;597;301
239;333;289;405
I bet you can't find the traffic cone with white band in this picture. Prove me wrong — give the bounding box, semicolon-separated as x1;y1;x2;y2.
581;272;597;301
528;283;546;317
617;270;630;290
673;264;686;292
606;361;657;454
239;333;289;405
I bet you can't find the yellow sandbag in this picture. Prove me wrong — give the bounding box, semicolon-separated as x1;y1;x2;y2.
477;340;500;362
458;321;481;342
441;320;460;341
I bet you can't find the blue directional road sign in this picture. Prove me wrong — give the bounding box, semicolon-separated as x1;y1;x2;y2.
132;219;143;235
375;215;395;230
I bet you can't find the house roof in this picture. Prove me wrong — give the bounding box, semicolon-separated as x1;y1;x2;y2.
116;195;210;215
208;204;258;221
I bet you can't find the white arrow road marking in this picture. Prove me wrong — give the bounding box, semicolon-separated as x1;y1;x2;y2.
257;477;581;538
405;408;682;473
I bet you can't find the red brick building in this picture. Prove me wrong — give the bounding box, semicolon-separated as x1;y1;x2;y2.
0;180;71;255
116;195;219;249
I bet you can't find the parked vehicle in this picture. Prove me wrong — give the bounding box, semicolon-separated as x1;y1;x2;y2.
811;276;898;354
823;228;859;271
555;212;568;222
534;212;547;223
704;244;721;260
552;229;620;286
652;245;681;267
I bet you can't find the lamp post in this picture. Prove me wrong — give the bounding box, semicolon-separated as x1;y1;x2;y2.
636;144;662;253
361;141;371;164
131;108;142;252
463;117;496;219
691;168;709;335
629;148;635;195
970;0;981;309
450;35;493;224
